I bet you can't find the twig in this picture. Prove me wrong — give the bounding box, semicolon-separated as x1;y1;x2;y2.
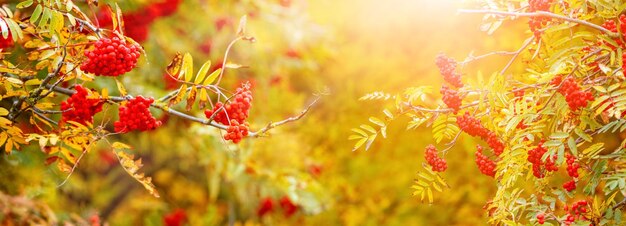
501;37;533;75
41;83;315;137
458;9;620;38
248;96;321;137
57;148;89;187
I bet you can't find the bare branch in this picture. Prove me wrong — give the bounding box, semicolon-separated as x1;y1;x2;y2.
458;9;620;38
248;96;321;137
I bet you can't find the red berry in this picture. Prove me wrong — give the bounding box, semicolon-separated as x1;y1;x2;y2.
527;141;557;178
257;197;274;217
536;213;545;224
566;154;580;178
114;96;162;133
457;112;505;156
528;0;554;39
279;196;298;218
163;209;187;226
425;144;447;172
0;18;14;49
551;76;593;111
563;180;576;192
475;145;496;177
81;37;141;76
204;82;253;125
440;85;462;113
60;85;103;125
435;54;463;88
223;120;249;144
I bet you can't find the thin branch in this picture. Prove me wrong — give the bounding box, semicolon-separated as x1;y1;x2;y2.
42;83;315;137
458;9;620;38
248;96;321;137
501;37;533;75
461;50;518;65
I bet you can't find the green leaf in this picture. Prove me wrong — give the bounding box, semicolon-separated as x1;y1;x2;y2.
16;0;34;9
30;4;42;24
549;132;569;139
567;137;578;156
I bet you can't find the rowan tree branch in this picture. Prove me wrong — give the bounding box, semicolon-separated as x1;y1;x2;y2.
42;84;316;137
458;9;620;38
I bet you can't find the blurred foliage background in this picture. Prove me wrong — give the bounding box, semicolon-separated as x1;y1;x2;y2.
0;0;533;225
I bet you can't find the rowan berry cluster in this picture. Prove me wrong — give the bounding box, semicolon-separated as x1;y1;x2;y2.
435;54;463;88
563;180;576;192
563;200;589;225
561;154;580;192
204;83;253;143
440;86;461;113
257;197;274;217
0;19;13;49
224;120;249;144
601;16;626;49
551;76;594;111
528;0;554;39
536;213;545;224
114;96;162;133
163;209;187;226
204;83;253;125
456;112;505;156
257;196;298;218
527;141;558;178
60;85;103;125
81;37;141;76
566;154;580;178
475;145;496;177
280;196;298;218
425;144;447;172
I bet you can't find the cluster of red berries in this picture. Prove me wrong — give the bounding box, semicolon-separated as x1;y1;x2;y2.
94;0;181;42
204;83;253;125
536;213;546;224
566;154;580;178
440;86;462;113
81;37;141;76
475;145;496;177
163;209;187;226
551;76;594;111
562;154;580;192
457;112;489;137
0;18;13;49
114;96;162;133
60;85;103;125
563;200;589;225
257;196;298;218
528;0;554;39
204;83;253;143
425;144;447;172
563;180;576;192
456;112;505;156
224;120;249;144
527;141;558;178
435;54;463;88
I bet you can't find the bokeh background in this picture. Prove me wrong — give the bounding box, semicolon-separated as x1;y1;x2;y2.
1;0;532;225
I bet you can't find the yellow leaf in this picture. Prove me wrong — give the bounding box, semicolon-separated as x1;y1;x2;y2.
182;53;194;82
112;141;131;150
